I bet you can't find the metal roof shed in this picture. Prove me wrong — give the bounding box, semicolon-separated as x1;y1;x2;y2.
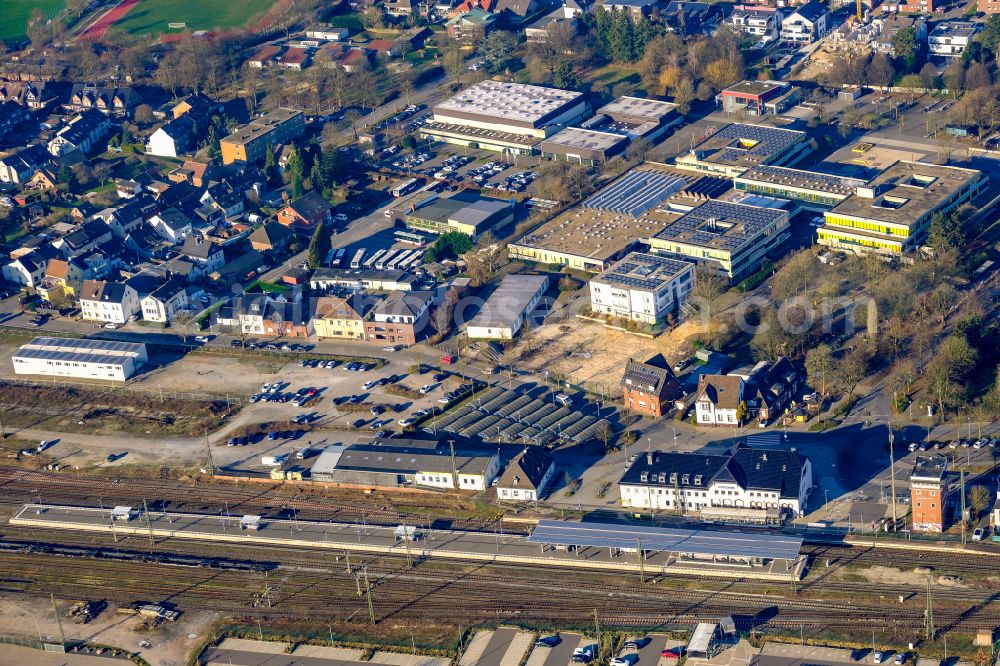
240;515;262;531
527;520;803;563
111;506;135;521
687;622;720;659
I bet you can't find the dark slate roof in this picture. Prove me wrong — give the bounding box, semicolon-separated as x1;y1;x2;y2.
790;0;828;22
287;191;331;220
249;221;293;247
725;446;807;499
180;235;219;259
497;447;554;490
619;451;730;488
620;354;677;397
374;290;434;318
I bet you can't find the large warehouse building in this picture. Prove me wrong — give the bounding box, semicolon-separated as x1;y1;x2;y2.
11;336;148;382
420;81;587;154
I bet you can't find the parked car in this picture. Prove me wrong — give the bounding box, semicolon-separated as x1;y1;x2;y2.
874;652;885;664
623;638;648;650
572;646;595;664
535;636;561;648
973;527;986;542
661;647;685;660
420;385;435;394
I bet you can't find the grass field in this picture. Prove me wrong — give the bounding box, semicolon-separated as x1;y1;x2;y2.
1;0;65;42
111;0;279;36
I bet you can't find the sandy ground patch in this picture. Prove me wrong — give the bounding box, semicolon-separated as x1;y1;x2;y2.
833;565;968;589
507;316;706;396
0;592;218;666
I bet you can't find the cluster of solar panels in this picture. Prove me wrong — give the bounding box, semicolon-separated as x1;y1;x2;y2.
742;165;864;193
708;124;804;164
27;336;145;354
601;254;692;292
655;200;784;252
423;387;611;446
527;519;804;561
583;169;688;217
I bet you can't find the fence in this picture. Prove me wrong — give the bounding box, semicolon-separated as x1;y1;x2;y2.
0;633;64;652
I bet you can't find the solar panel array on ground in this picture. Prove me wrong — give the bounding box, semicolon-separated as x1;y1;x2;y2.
421;387;610;445
527;520;803;561
583;168;688;217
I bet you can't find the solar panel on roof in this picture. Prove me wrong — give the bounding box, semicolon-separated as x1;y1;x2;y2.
528;520;803;561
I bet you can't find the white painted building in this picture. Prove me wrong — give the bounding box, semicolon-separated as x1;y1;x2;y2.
694;375;745;426
618;447;813;517
466;274;548;339
79;280;139;324
12;336;148;382
496;448;556;502
928;21;979;58
589;252;694;326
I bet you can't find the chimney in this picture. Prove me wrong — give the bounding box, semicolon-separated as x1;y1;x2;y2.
646;451;656;466
761;453;768;461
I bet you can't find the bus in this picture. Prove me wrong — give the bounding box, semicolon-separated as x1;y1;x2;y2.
363;249;387;270
334;248;346;267
394;230;427;246
392;178;419;198
386;250;413;271
401;251;423;270
350;248;366;270
376;250;400;270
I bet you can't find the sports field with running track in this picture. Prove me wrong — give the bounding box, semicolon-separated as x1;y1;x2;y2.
1;0;65;42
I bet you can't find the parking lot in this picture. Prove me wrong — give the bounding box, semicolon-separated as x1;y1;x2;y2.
525;633;587;666
460;629;534;666
216;358;483;473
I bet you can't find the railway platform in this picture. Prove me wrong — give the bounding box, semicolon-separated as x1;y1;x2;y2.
10;504;806;581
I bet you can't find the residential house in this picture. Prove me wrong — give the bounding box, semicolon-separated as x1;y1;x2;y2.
313;293;378;340
618;445;813;517
621;354;683;418
2;252;46;288
37;258;87;304
66;84;139;118
26;168;58;191
0;145;51;185
366;40;403;58
872;13;927;54
0;81;57;110
496;448;556;502
304;26;350;40
0;101;32;142
524;9;578;42
780;1;829;44
492;0;541;24
52;220;113;258
663;1;723;34
597;0;658;18
727;6;783;42
262;298;314;338
365;290;435;346
928;21;979;57
168;160;213;188
249;221;294;253
47;109;114;156
79;279;140;323
146;115;199;158
139;276;191;323
447;9;497;43
738;358;802;425
200;181;245;217
248;44;284;68
148;208;193;244
171;92;222;120
116;179;142;199
277;191;332;230
695;375;745;426
180;235;225;275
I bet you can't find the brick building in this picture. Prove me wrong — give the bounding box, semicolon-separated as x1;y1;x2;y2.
620;354;682;418
910;455;949;532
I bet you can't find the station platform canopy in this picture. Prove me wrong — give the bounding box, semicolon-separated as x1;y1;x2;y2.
527;519;802;561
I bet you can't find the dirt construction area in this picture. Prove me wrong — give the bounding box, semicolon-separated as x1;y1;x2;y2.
0;592;217;666
508;316;707;396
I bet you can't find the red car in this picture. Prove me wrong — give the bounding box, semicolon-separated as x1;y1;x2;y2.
661;648;685;660
440;355;455;365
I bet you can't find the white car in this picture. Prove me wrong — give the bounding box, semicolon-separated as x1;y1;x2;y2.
194;336;209;343
873;652;884;664
383;345;399;352
419;385;435;394
398;418;417;427
103;323;119;329
334;213;349;222
362;380;378;391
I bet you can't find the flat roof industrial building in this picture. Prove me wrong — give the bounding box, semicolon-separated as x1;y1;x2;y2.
508;164;730;272
734;165;866;209
818;160;984;256
538;127;629;166
648;199;790;281
675;123;809;177
422;81;587;153
11;336;148;382
465;274;549;340
404;194;513;239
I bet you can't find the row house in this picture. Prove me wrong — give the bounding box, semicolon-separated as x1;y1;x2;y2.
65;84;140;118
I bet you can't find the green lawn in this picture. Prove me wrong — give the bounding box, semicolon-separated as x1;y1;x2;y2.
111;0;279;36
1;0;65;42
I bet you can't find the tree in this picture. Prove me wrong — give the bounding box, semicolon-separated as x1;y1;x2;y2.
965;61;992;90
477;31;516;71
673;78;695;114
929;206;973;251
735;400;748;425
704;57;744;90
553;61;579;89
867;53;896;90
919;62;939;89
943;60;965;94
307;222;330;269
770;250;816;300
983;15;1000;53
805;344;836;397
970;485;991;517
594;421;615;451
891;26;918;71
